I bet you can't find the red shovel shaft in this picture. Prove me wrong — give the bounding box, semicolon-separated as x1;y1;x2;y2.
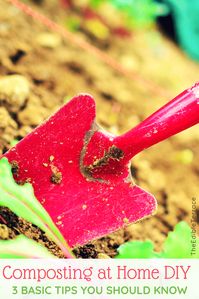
115;83;199;160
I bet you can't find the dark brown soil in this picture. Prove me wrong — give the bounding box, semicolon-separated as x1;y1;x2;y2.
0;207;65;257
0;0;198;258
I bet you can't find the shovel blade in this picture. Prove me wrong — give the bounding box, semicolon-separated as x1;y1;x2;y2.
4;95;156;247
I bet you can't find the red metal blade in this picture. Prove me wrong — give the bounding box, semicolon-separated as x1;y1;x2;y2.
3;94;156;247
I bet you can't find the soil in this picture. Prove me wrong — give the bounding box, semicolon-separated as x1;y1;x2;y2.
0;0;198;258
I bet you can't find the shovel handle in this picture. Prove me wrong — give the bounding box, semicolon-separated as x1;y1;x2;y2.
114;83;199;160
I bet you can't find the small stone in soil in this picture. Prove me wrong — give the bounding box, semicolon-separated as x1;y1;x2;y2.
0;224;9;239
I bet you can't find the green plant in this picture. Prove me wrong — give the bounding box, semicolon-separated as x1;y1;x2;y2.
10;139;19;147
0;158;74;258
115;222;199;258
90;0;169;28
0;235;55;258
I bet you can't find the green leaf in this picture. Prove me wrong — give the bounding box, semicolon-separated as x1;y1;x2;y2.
90;0;105;8
0;235;55;258
0;158;74;258
115;222;199;259
162;221;199;258
10;139;19;147
115;240;160;258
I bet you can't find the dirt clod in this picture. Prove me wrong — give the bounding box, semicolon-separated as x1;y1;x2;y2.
0;107;17;153
0;75;30;112
18;95;48;126
51;171;62;184
11;160;19;176
0;224;9;239
49;155;55;162
86;145;124;173
73;244;98;259
36;32;62;48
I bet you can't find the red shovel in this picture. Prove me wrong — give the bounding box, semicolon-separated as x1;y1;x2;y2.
3;83;199;247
